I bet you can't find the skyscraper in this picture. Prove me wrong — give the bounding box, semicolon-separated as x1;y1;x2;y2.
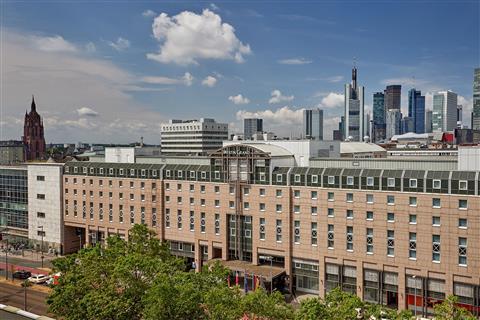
425;110;433;133
432;91;458;132
457;105;463;127
303;108;324;140
23;96;46;160
386;109;402;140
243;118;263;140
472;68;480;130
408;89;425;133
401;116;414;134
344;67;364;141
372;92;386;142
384;85;401;111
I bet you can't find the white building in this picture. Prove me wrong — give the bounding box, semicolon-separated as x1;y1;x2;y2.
161;118;228;155
386;109;402;140
458;146;480;171
432;90;457;132
27;162;64;253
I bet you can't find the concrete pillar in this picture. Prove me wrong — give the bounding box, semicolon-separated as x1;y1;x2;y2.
356;261;363;298
397;266;406;311
318;256;325;298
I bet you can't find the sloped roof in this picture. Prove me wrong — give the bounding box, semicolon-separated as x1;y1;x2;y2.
340;142;386;154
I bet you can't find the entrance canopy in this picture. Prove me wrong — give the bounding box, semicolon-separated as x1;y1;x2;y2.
209;259;285;281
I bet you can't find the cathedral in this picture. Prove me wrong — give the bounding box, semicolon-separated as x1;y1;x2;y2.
23;96;46;160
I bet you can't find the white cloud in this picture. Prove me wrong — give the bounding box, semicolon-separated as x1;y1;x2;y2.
458;95;473;126
268;89;294;104
236;106;304;125
319;92;344;109
141;72;193;86
142;9;156;17
326;75;343;83
32;35;77;52
147;9;251;65
108;37;130;51
209;3;219;11
277;57;312;65
85;42;96;53
229;94;250;105
76;107;99;117
202;75;217;87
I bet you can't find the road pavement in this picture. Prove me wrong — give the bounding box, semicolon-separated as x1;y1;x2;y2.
0;282;50;316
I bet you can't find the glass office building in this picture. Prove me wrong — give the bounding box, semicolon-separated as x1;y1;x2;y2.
0;166;28;240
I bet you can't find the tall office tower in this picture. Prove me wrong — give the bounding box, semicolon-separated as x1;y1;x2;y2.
344;66;365;141
457;105;463;127
408;89;426;133
401;116;414;134
364;112;371;140
384;85;402;111
386;109;402;140
432;91;458;132
243;118;263;140
425;110;433;133
372;92;386;142
473;68;480;129
302;108;324;140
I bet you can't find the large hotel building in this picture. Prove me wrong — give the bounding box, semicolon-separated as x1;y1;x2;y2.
55;142;480;317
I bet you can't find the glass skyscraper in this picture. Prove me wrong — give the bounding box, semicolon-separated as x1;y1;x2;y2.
384;85;401;111
372;92;386;142
303;108;324;140
473;68;480;130
408;89;425;133
243;118;263;140
344;67;365;141
432;91;457;132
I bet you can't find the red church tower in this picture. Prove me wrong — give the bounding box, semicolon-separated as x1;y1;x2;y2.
23;96;46;160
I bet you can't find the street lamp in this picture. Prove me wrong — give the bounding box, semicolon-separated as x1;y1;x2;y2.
38;226;44;268
412;275;417;318
1;228;8;280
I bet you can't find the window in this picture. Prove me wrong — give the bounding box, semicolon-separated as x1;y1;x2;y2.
152;208;157;227
177;210;182;229
346;210;354;219
243;202;249;210
214;186;220;193
458;237;467;266
36;175;45;181
165;170;171;178
346;226;353;251
409;214;417;224
294;174;301;183
409;179;417;188
311;206;318;215
37;230;46;237
387;230;395;256
129;169;134;176
189;211;195;232
99;203;104;221
311;222;318;245
366;177;374;186
214;214;220;235
366;194;374;203
141;194;145;202
259;172;266;182
459;199;468;209
177;184;182;191
109;204;114;223
311;191;318;199
459;180;468;190
200;212;206;233
276;189;282;197
37;212;45;218
294;190;300;198
276;175;283;183
312;175;318;184
366;211;374;220
327;208;334;217
201;172;206;179
177;170;183;178
409;197;417;206
190;171;195;179
327;224;334;248
130;194;134;201
432;198;441;208
165;208;170;228
328;176;335;185
387;212;395;222
346;193;353;202
37;194;45;200
409;233;417;259
294;220;300;244
200;185;205;193
433;179;441;189
259;188;265;196
346;176;354;185
119;205;124;223
387;178;395;187
215;199;220;207
188;184;194;192
201;199;205;206
130;181;134;188
294;205;300;214
328;192;334;201
276;220;282;242
432;235;441;262
432;216;441;226
276;204;282;212
259;218;266;240
387;195;395;205
458;218;468;229
229;201;235;209
214;171;220;179
366;228;373;254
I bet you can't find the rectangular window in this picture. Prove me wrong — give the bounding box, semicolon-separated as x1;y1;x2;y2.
177;210;182;229
189;184;194;192
366;194;374;203
346;193;353;202
459;180;468;190
37;194;45;200
366;211;373;220
152;208;157;227
328;192;334;201
189;211;195;232
311;191;318;199
214;171;220;179
177;170;183;178
409;232;417;259
259;188;265;196
214;214;220;235
276;219;282;242
432;216;441;226
259;218;265;240
200;212;206;233
294;190;300;198
243;202;249;209
294;220;300;244
458;218;468;228
276;175;283;183
190;171;196;179
294;174;301;183
229;201;235;209
276;189;282;197
327;224;334;248
459;199;468;209
128;205;133;224
432;235;441;262
409;179;417;188
366;177;374;186
37;230;46;237
37;212;45;218
312;175;318;183
328;176;335;185
387;230;395;256
259;172;266;182
214;199;220;207
387;195;395;205
346;209;354;219
387;212;395;222
311;222;318;245
177;184;182;191
366;228;373;254
346;226;353;251
387;178;395;187
36;175;45;181
119;205;124;223
176;196;182;204
294;205;300;214
432;198;441;208
201;199;205;206
458;237;467;266
165;208;170;228
409;214;417;224
409;197;417;206
328;208;334;217
346;176;354;185
432;179;441;189
130;181;134;188
214;185;220;193
201;171;206;179
276;204;282;212
311;206;318;215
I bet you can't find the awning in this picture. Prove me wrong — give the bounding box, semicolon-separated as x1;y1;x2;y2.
208;259;285;281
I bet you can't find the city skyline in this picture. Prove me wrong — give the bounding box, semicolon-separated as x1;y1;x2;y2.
1;1;478;143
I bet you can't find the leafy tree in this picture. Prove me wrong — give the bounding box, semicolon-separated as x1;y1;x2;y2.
433;295;476;320
241;287;294;320
296;297;328;320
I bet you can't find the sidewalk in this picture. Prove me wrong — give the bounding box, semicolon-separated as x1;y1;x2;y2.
1;250;58;263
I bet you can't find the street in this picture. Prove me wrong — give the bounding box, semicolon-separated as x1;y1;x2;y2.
0;282;50;316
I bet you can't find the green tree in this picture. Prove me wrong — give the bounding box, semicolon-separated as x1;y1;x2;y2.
241;287;294;320
433;295;476;320
296;297;328;320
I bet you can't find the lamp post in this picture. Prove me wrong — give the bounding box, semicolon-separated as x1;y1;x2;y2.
22;280;31;311
412;275;417;318
38;226;44;268
1;229;8;280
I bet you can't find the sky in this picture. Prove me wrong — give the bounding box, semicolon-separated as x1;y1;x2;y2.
1;0;479;144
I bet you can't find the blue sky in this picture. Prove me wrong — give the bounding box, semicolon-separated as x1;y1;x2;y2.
1;0;478;143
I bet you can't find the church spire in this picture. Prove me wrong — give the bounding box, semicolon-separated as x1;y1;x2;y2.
31;95;36;112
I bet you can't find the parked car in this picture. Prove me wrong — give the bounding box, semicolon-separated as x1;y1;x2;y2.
12;270;31;280
45;272;61;286
28;274;50;284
